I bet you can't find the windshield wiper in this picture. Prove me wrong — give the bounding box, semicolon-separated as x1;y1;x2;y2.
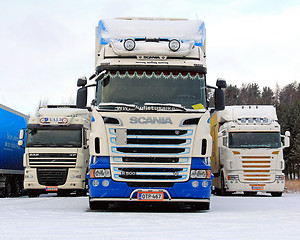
143;103;186;112
98;103;138;111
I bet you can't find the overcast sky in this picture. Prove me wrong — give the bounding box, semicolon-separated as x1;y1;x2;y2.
1;0;299;115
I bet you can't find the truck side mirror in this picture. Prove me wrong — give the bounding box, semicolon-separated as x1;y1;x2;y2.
19;129;25;140
77;77;87;87
216;78;227;89
214;78;227;111
76;87;87;109
284;131;290;148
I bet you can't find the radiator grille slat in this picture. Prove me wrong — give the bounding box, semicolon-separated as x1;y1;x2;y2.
29;153;77;167
240;155;272;182
37;168;68;186
110;128;192;182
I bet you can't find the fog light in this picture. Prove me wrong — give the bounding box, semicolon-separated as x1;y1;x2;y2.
202;181;209;188
169;39;180;52
192;181;199;188
102;180;109;187
124;38;135;51
92;180;99;187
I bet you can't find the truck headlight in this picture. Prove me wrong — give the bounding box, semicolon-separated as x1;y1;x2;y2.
169;39;181;52
123;38;135;51
228;175;239;180
90;169;111;178
190;170;211;179
275;175;285;180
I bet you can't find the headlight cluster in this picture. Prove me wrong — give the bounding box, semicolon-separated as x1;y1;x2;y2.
275;175;285;180
228;175;239;180
190;170;211;179
90;169;111;178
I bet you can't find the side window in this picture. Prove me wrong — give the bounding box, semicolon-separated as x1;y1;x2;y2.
222;131;227;147
83;128;87;146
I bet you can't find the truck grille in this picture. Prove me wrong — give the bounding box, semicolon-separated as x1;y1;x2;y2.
110;128;192;155
240;156;271;182
37;168;68;186
110;128;192;182
122;157;179;163
29;153;77;168
112;166;188;181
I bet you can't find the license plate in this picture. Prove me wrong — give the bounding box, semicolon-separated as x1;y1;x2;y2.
251;185;264;190
45;186;58;191
137;192;164;201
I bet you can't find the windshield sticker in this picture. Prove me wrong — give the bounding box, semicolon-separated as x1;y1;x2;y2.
192;103;205;110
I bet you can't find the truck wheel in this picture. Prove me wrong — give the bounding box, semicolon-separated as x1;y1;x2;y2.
220;174;226;196
27;190;40;198
271;192;282;197
11;176;23;197
190;202;210;211
5;177;13;197
89;199;109;210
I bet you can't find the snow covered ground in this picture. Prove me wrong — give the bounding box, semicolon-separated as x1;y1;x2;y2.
1;193;300;240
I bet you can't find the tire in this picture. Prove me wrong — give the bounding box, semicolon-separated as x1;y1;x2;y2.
190;202;210;211
5;177;13;197
220;174;226;196
89;199;109;210
12;176;23;197
27;190;40;198
271;192;282;197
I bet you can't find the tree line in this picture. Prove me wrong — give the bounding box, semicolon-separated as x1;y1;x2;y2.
224;82;300;179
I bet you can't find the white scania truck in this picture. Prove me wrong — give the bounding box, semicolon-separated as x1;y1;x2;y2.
76;18;226;210
19;106;91;197
210;105;290;196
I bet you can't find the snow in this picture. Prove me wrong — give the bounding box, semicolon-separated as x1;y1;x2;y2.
98;18;205;45
220;105;278;122
1;193;300;240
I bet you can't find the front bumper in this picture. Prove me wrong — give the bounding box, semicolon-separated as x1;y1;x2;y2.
24;168;87;190
225;179;285;192
89;178;211;202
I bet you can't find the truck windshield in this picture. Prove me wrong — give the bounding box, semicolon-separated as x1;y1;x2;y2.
228;132;281;149
26;128;82;148
96;71;206;110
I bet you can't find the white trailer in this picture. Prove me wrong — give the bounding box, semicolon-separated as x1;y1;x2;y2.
19;106;91;197
210;105;290;196
76;18;226;210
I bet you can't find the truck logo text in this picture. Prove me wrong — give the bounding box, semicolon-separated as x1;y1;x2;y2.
129;117;173;124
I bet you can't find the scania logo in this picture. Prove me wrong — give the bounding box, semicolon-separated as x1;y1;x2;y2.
129;117;173;124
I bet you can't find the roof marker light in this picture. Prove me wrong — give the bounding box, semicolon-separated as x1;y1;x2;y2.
123;38;135;51
169;39;181;52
